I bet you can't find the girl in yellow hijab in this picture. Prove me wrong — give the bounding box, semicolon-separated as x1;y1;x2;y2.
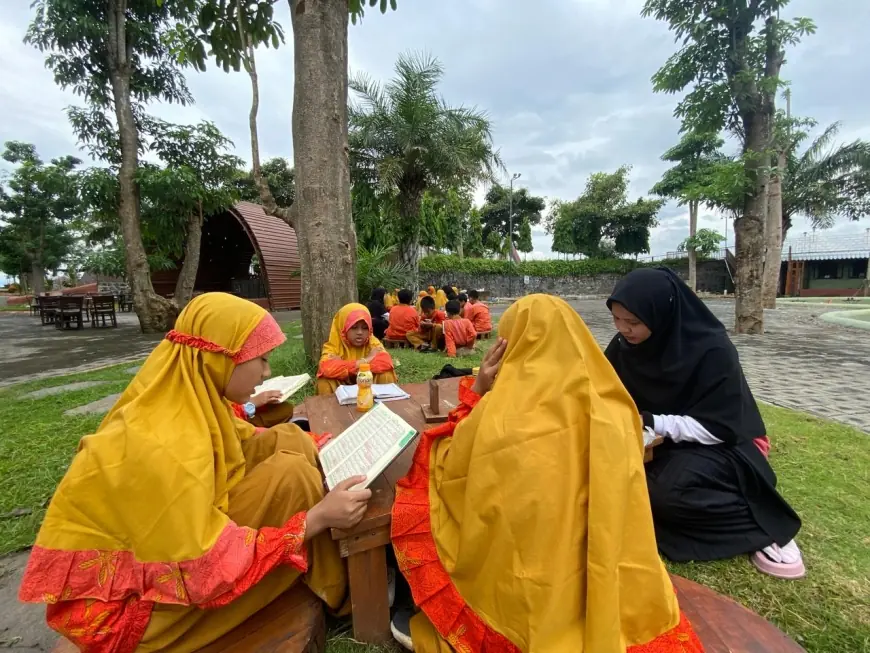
434;286;449;311
385;289;399;310
415;290;429;313
390;295;704;653
316;302;398;395
19;293;372;652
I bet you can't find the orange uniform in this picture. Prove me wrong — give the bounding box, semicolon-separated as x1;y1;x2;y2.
423;309;446;325
442;317;477;357
386;304;421;340
466;302;492;333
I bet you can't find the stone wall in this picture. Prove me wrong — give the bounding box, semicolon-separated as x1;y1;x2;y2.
98;281;131;295
423;259;733;298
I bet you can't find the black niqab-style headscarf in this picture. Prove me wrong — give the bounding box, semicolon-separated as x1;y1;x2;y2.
604;267;765;445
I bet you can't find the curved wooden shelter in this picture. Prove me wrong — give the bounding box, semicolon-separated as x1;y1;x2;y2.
151;201;301;311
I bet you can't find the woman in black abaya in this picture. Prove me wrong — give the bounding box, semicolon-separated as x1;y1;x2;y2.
605;268;805;579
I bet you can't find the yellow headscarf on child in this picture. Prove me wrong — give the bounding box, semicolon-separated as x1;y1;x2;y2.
415;290;428;312
434;288;448;310
426;295;679;650
320;303;381;362
21;293;287;604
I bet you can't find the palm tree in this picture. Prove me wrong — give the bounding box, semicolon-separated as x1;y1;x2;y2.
782;122;870;240
349;52;502;278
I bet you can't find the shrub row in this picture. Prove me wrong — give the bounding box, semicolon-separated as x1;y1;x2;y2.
419;255;690;278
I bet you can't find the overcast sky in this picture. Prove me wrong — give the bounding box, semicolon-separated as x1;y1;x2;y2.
2;0;868;259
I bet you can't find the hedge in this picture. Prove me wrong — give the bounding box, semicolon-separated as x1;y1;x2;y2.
418;255;693;278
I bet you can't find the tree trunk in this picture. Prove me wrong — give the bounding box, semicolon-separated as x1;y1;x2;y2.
397;190;424;282
762;151;785;309
31;263;45;296
174;203;204;310
687;200;698;292
734;118;768;334
107;1;177;332
290;0;357;362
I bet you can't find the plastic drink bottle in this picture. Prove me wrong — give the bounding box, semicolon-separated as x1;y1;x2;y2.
356;362;374;412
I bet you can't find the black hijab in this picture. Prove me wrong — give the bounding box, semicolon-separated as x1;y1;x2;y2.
604;267;765;445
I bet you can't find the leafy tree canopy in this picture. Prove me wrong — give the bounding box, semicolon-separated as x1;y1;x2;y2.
678;228;725;257
349;52;501;272
0;142;81;285
551;166;663;258
479;184;546;245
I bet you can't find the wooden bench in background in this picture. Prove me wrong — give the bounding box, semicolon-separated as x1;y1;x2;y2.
383;338;410;349
53;584;325;653
475;330;492;340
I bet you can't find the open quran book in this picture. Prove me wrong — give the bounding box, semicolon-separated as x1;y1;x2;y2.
319;402;418;490
253;373;311;402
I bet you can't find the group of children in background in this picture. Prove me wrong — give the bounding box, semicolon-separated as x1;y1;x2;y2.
384;284;491;355
314;284;493;396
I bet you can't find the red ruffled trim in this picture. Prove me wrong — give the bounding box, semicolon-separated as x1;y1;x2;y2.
20;513;309;607
46;595;152;653
629;610;704;652
165;313;285;365
165;329;237;358
392;378;704;653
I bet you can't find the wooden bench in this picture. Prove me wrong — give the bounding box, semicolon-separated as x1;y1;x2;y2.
383;338;410;349
475;330;492;340
52;584;325;653
671;575;804;652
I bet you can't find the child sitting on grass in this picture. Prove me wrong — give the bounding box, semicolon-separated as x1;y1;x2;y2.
442;299;477;357
466;289;493;333
386;289;421;342
407;295;446;350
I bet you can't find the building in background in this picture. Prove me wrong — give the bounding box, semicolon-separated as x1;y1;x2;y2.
781;230;870;297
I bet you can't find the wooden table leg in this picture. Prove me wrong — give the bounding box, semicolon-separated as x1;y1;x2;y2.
347;544;391;644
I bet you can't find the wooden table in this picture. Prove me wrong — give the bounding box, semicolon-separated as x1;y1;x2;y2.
305;379;669;644
304;377;462;643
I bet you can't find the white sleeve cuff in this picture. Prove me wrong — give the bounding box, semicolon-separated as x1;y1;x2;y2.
653;414;722;445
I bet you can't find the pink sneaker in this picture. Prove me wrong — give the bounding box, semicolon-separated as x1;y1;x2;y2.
751;540;806;580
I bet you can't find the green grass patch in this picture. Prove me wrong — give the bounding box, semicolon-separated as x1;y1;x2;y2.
1;321;867;652
0;304;30;312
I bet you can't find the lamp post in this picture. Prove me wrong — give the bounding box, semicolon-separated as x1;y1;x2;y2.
508;172;521;297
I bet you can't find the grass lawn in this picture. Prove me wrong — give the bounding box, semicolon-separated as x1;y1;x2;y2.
0;304;29;312
1;319;868;652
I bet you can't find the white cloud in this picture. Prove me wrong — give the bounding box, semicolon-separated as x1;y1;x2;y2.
1;0;868;259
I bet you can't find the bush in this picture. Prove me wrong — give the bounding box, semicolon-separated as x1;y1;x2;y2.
6;283;20;294
419;255;642;277
357;246;413;301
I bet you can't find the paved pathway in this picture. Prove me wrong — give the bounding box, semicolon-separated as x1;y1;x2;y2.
0;310;301;388
559;299;870;433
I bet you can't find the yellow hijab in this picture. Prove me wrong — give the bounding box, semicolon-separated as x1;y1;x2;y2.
320;302;382;362
434;288;448;310
415;290;428;313
427;295;678;650
26;294;284;567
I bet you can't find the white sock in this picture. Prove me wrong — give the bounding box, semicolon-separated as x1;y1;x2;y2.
762;539;802;564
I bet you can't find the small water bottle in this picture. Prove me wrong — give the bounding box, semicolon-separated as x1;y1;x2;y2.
356;362;374;412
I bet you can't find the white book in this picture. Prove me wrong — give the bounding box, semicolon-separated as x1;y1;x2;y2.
253;373;311;402
334;383;411;406
319;402;418;490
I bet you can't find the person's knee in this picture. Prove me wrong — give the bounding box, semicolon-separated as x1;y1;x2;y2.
266;452;324;510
